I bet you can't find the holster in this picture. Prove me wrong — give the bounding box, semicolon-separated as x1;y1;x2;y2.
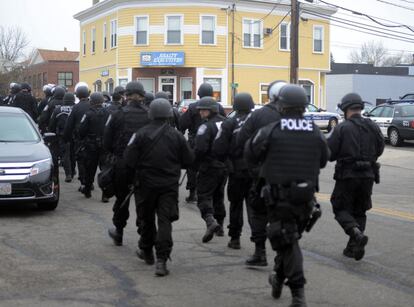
373;162;381;184
305;203;322;232
267;220;300;251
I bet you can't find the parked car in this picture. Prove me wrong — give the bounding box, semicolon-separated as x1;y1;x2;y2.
304;104;342;132
365;101;414;146
177;99;197;114
0;107;59;210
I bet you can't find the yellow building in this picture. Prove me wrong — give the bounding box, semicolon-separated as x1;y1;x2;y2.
74;0;335;107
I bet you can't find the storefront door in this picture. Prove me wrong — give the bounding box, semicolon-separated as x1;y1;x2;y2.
158;76;177;104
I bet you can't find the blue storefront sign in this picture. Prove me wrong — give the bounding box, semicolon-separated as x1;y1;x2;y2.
140;52;185;66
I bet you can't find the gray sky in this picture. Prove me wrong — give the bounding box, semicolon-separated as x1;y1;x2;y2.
0;0;413;63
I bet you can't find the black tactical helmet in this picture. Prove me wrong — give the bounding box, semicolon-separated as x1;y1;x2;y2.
268;80;287;103
90;92;105;105
277;84;308;108
102;91;111;102
20;82;31;92
113;86;125;95
43;84;54;96
197;83;214;98
144;92;155;106
149;98;173;119
338;93;364;112
196;96;218;113
63;93;75;104
10;83;21;94
52;86;66;99
125;81;145;96
75;82;90;99
154;91;170;100
234;93;254;112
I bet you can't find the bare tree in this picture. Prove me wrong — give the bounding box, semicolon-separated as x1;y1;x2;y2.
0;26;29;64
349;41;388;66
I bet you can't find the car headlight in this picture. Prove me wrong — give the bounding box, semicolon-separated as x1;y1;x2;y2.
30;158;52;176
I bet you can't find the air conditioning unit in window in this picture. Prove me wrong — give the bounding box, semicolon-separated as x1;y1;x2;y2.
264;28;273;36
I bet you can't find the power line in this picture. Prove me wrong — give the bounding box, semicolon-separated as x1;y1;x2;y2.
377;0;414;11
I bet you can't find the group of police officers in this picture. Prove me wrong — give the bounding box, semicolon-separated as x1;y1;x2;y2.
1;78;384;307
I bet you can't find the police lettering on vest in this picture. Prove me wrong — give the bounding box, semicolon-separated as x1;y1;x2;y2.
281;119;313;132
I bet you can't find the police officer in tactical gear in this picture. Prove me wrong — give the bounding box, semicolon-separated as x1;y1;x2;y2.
329;93;384;261
12;82;38;121
194;96;228;243
237;80;287;267
2;83;21;106
49;92;76;182
155;91;180;129
245;84;329;307
63;82;91;191
78;92;111;199
104;81;150;246
213;93;255;249
124;98;194;276
144;92;155;107
38;86;66;129
38;84;54;117
108;86;125;113
179;83;226;203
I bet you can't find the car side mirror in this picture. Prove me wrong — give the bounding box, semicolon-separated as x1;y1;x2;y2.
363;112;370;117
318;108;325;112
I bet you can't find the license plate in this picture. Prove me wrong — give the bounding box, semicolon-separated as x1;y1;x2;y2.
0;183;12;195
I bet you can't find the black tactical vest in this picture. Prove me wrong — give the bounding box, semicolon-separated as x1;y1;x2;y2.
262;118;322;185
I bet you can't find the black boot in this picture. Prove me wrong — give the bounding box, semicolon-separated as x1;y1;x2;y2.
227;237;241;249
290;288;307;307
245;243;267;266
202;216;220;243
185;189;197;203
343;237;355;258
215;219;224;237
101;193;109;203
78;185;85;193
136;249;155;265
155;259;169;277
65;175;72;183
269;272;284;299
108;227;123;246
349;227;368;261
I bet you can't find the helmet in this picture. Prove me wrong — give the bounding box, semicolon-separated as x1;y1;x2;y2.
196;96;218;113
125;81;145;96
63;93;75;104
197;83;213;98
233;93;254;112
113;86;125;95
277;84;309;109
10;83;21;94
43;84;53;96
338;93;364;112
148;98;173;120
154;91;170;100
144;92;155;106
102;91;111;102
90;92;105;105
75;82;90;99
20;82;31;92
52;86;66;99
268;80;287;103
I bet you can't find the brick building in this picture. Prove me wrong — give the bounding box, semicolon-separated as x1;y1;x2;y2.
23;48;79;98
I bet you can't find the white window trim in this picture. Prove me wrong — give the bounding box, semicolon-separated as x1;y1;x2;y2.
136;77;155;93
203;76;223;102
299;79;315;105
110;19;118;49
164;14;184;45
82;31;86;56
134;15;150;46
313;25;324;54
279;22;290;52
259;83;269;105
103;22;107;51
91;27;96;54
180;77;193;100
199;15;217;46
242;18;263;49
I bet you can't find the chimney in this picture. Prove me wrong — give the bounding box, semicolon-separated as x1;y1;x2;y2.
64;47;67;52
93;0;99;5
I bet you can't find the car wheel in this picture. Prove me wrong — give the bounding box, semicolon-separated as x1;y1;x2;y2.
327;118;338;132
388;128;403;147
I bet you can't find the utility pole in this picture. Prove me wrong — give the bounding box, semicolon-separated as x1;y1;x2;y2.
231;3;236;104
290;0;299;84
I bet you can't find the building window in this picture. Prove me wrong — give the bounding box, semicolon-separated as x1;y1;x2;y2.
166;15;183;45
243;19;262;48
137;78;155;94
135;16;149;45
58;72;73;87
94;80;102;92
181;77;193;99
105;78;114;94
91;28;96;53
201;16;216;45
43;72;47;85
204;78;221;102
260;84;269;104
111;19;118;48
280;22;290;51
103;23;107;50
118;78;128;88
313;25;324;53
82;31;86;56
299;80;314;104
37;74;42;89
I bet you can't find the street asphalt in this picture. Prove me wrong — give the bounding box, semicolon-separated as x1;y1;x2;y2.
0;143;413;307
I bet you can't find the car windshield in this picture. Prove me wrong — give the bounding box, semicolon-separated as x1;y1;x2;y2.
307;105;318;112
0;113;40;142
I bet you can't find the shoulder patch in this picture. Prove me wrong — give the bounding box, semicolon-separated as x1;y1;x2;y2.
197;124;208;136
43;105;49;112
215;121;223;131
127;133;136;146
80;114;87;123
105;114;112;127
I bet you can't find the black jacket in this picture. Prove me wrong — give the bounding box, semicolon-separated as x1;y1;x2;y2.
78;104;110;142
38;97;65;129
124;120;194;188
63;98;91;142
48;101;75;137
12;92;38;121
